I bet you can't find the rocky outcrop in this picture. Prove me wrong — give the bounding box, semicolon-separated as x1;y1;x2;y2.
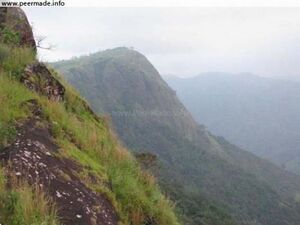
0;100;118;225
0;7;36;48
21;62;65;101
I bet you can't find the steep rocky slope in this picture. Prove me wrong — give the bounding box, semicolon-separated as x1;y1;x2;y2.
53;48;300;225
0;100;118;225
165;73;300;175
0;7;179;225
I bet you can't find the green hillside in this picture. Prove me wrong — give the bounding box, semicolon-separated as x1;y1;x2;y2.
0;8;179;225
53;47;300;225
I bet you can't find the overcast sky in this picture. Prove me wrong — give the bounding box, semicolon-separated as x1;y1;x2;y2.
23;7;300;78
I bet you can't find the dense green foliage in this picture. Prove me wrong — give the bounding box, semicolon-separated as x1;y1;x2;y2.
165;73;300;175
53;47;300;225
0;44;180;225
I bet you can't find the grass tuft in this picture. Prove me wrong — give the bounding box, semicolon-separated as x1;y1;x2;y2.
0;45;35;79
0;168;59;225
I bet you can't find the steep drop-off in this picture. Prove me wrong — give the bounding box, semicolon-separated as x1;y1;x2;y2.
53;48;300;225
0;8;179;225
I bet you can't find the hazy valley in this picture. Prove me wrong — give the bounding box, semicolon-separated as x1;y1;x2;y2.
1;6;300;225
165;73;300;175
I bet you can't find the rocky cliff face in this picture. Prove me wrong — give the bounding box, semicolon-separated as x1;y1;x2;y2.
21;62;65;101
0;7;36;48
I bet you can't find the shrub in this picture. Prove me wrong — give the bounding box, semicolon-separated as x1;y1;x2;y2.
0;27;20;46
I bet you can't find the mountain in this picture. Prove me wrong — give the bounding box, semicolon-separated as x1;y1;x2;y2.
165;72;300;175
53;48;300;225
273;75;300;83
0;8;179;225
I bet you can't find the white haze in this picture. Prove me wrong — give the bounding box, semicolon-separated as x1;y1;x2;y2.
23;7;300;79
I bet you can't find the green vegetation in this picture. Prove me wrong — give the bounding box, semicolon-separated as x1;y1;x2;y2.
0;73;31;147
0;27;21;46
0;168;59;225
0;44;35;79
0;44;180;225
0;45;59;224
0;46;35;148
41;79;179;225
53;47;300;225
1;8;298;224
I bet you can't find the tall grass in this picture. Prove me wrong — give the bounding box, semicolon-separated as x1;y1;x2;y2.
0;45;59;225
41;74;180;225
0;168;59;225
0;44;35;147
0;45;35;79
0;44;180;225
0;74;34;148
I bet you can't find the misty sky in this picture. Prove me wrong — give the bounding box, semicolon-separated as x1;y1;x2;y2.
23;7;300;78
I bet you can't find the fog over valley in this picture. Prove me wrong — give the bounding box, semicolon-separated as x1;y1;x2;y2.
1;6;300;225
24;7;300;79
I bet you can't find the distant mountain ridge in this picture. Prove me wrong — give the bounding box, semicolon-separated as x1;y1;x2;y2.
52;48;300;225
165;72;300;175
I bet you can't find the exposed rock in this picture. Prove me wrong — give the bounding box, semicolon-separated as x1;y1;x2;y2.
21;62;65;101
0;8;7;27
0;100;118;225
0;7;36;48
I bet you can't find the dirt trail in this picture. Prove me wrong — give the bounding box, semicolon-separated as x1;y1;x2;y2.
0;101;118;225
